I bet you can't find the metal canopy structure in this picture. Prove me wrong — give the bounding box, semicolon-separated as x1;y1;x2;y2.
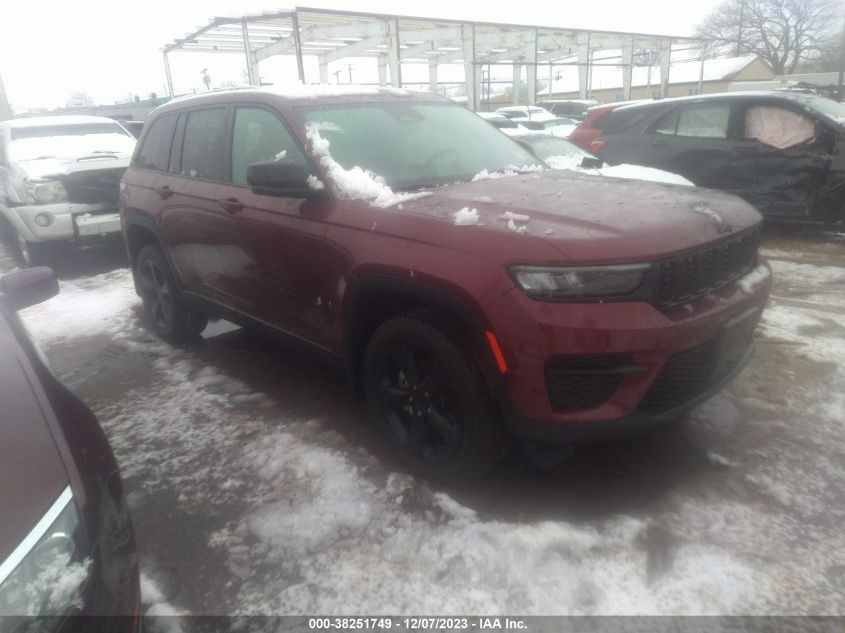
163;6;704;110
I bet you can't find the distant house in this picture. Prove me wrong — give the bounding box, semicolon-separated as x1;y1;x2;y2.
540;55;774;103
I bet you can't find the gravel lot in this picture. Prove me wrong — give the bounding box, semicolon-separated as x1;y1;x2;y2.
3;229;845;616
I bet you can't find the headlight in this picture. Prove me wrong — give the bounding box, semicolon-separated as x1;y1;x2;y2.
510;263;651;299
23;179;68;204
0;486;90;616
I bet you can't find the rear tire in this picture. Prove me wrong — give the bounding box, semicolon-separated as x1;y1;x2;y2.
363;316;509;482
136;243;207;341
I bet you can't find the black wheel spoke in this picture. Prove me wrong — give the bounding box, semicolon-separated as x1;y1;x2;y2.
379;382;412;410
394;344;420;386
427;406;459;448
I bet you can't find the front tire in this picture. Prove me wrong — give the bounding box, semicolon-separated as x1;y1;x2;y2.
363;316;508;482
11;228;51;267
136;243;207;341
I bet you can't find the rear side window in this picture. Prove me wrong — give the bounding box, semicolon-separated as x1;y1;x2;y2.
591;111;611;129
655;103;731;139
231;107;307;186
181;108;227;181
134;114;176;171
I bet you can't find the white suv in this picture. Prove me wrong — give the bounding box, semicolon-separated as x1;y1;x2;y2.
0;115;136;265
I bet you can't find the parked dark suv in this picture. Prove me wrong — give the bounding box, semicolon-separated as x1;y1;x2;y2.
0;267;139;622
592;91;845;223
120;87;771;480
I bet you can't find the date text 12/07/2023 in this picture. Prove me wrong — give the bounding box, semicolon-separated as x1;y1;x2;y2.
307;617;529;630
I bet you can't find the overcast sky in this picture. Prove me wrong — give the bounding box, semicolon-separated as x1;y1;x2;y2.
0;0;723;110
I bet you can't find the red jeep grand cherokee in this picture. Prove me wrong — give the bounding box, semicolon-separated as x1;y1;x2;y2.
119;88;771;480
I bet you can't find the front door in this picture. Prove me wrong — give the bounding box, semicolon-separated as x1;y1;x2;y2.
214;105;338;347
732;101;831;219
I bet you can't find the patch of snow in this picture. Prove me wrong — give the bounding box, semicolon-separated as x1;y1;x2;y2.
273;150;287;161
306;174;325;190
453;207;481;226
472;164;545;181
738;264;771;294
305;124;430;208
10;552;90;615
692;203;725;223
500;211;530;222
708;452;734;467
506;219;528;234
600;165;694;187
544;155;694;186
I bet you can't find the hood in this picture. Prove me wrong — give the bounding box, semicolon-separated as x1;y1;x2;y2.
399;169;762;264
17;154;131;181
0;313;69;566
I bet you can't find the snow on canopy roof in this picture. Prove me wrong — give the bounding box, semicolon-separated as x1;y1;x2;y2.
4;115;121;129
546;55;761;95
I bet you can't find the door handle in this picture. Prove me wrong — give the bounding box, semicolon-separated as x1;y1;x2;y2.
217;197;244;214
154;185;173;199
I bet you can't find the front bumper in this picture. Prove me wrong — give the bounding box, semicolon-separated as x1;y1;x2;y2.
7;203;122;243
485;260;772;439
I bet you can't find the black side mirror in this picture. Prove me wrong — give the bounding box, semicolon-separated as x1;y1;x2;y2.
580;156;604;169
0;267;59;311
246;159;326;199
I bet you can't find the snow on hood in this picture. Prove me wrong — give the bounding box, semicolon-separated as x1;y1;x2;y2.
544;154;694;187
10;133;134;180
10;133;135;163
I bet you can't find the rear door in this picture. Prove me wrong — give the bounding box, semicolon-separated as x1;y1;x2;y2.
636;100;749;191
160;107;237;303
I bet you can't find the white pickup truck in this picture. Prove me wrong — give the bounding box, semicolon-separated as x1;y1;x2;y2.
0;115;136;265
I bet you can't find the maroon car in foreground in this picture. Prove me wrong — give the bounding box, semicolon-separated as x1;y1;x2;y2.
120;87;771;480
0;268;140;624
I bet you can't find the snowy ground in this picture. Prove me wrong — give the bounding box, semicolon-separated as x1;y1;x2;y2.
4;231;845;616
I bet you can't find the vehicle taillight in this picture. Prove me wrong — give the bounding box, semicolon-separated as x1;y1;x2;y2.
590;140;606;153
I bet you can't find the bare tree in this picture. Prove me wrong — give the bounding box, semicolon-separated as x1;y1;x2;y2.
696;0;841;74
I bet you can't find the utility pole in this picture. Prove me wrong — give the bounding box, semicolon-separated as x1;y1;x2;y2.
346;63;354;84
838;9;845;101
200;68;211;91
0;74;11;121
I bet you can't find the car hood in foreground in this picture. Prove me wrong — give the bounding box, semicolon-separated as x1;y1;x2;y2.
0;312;69;566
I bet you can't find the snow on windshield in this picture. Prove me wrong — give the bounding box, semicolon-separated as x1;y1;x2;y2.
305;124;431;209
10;129;135;162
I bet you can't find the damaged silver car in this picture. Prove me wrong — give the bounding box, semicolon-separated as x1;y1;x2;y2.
0;116;135;265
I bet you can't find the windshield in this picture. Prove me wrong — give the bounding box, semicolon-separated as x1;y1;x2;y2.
9;122;136;161
298;102;540;188
524;136;588;161
803;95;845;125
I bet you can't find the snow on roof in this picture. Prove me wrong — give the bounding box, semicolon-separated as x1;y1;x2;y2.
4;115;121;128
546;55;761;95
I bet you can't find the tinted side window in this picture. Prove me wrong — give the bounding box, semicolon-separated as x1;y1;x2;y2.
655;103;731;138
181;108;227;181
231;107;307;186
134;114;177;171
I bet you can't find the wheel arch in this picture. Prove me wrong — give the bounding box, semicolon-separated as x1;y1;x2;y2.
342;273;504;399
